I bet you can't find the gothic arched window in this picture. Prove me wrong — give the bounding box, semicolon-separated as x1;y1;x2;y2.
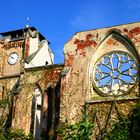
89;30;139;97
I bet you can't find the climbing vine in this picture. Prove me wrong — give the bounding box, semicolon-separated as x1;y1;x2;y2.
0;99;33;140
100;102;140;140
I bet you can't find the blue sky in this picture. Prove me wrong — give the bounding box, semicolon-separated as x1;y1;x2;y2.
0;0;140;63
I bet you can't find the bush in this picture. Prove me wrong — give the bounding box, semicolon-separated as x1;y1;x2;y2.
0;128;33;140
57;106;94;140
101;102;140;140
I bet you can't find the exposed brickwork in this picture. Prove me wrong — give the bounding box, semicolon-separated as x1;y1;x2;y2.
34;65;63;91
2;41;24;49
106;38;117;46
122;27;140;45
129;27;140;36
74;34;97;52
65;53;74;66
44;65;63;86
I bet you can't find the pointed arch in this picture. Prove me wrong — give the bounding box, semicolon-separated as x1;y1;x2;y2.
104;29;140;60
30;84;43;139
88;29;140;98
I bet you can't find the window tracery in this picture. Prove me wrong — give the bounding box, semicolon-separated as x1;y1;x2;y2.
93;51;138;96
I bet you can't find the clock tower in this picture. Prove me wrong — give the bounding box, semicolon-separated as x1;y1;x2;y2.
0;26;53;77
0;26;54;136
0;29;24;77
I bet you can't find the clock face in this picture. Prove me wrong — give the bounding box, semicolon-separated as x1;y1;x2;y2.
8;52;19;65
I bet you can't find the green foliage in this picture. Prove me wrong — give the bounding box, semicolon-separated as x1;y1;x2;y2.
0;99;34;140
57;106;94;140
128;102;140;140
0;99;8;108
101;102;140;140
0;128;33;140
102;120;129;140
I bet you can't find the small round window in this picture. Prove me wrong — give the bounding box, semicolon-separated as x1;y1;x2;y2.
93;51;138;96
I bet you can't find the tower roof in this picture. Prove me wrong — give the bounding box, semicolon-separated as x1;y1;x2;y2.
0;27;46;41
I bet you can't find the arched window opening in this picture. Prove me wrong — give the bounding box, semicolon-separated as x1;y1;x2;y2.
30;87;42;140
89;30;139;98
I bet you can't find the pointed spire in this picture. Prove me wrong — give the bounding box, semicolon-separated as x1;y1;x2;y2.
25;16;30;28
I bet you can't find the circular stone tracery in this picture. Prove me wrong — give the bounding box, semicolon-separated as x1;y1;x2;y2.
93;51;138;96
111;69;120;78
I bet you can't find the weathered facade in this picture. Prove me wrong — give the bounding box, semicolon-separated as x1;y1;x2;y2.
60;22;140;139
1;21;140;140
0;26;63;139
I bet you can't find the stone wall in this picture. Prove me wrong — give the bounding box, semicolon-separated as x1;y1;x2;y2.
60;22;140;138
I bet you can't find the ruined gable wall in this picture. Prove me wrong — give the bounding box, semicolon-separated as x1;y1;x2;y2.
60;22;140;124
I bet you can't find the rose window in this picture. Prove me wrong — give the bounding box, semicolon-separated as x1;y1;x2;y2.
93;51;138;96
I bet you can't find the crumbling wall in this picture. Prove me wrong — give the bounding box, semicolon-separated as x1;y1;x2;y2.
12;64;63;135
60;22;140;131
11;69;45;134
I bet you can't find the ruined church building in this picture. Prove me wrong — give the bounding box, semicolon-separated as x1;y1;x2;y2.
0;21;140;139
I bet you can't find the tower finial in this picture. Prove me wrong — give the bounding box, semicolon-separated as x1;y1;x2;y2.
25;16;30;28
